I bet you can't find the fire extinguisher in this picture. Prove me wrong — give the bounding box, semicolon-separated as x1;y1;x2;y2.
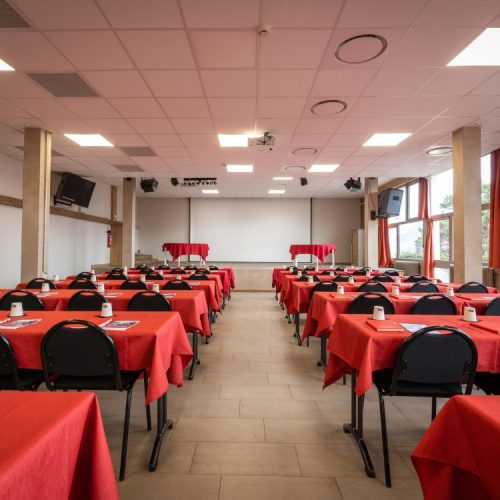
106;230;112;248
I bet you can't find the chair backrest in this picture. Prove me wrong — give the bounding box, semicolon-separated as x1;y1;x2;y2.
371;275;394;283
291;269;300;275
333;275;350;282
106;271;127;280
76;272;93;279
456;281;489;293
297;274;320;282
410;293;457;315
158;265;170;270
163;280;192;290
352;269;369;276
405;274;429;283
358;281;387;293
208;265;219;270
320;270;334;275
41;320;121;390
0;290;44;311
136;265;151;273
483;297;500;316
287;266;298;272
409;281;439;293
67;290;108;311
197;269;210;274
127;291;172;311
145;271;164;280
311;281;338;294
120;279;149;290
170;269;185;274
389;326;477;395
111;267;124;273
68;278;97;290
26;278;56;289
0;333;22;388
189;273;209;280
304;266;316;271
384;269;400;277
348;293;395;314
184;265;197;270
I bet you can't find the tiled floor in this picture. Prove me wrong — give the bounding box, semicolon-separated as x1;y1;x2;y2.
97;291;428;499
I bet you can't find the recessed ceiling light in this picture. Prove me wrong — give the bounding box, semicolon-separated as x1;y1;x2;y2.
426;146;453;156
226;164;253;173
284;165;306;172
335;34;387;64
308;164;339;173
218;134;248;147
269;189;285;194
202;189;219;194
448;28;500;66
311;99;347;116
291;147;318;156
363;133;411;147
64;134;113;147
273;176;293;180
0;58;14;71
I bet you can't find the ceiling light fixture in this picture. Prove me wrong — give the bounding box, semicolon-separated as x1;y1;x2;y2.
202;189;219;194
269;189;285;194
426;146;453;156
308;164;339;173
448;28;500;66
291;147;318;156
273;176;293;180
64;134;113;147
284;165;306;172
363;133;411;147
311;99;347;116
0;58;14;71
335;34;388;64
226;164;253;173
218;134;249;148
344;177;362;192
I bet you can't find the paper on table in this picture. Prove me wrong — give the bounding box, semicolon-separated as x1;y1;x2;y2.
399;323;441;334
103;293;122;297
161;293;177;297
103;320;140;331
37;292;58;297
0;318;42;329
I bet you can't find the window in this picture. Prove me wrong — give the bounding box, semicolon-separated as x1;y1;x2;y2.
398;221;423;259
431;169;453;215
408;182;420;219
481;154;491;263
433;218;451;261
389;227;397;259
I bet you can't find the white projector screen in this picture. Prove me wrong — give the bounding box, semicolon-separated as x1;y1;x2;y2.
190;198;311;262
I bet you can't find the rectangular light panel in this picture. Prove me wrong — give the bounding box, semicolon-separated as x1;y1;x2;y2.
226;164;253;173
202;189;219;194
308;164;338;173
218;134;248;147
363;133;411;147
448;28;500;66
64;134;113;147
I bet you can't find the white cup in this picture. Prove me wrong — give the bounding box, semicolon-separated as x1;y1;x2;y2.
41;283;50;293
329;271;335;277
392;285;400;296
123;266;128;275
90;274;97;283
373;305;385;321
159;270;164;277
152;283;160;292
344;267;349;272
395;277;401;285
97;283;105;293
432;278;438;284
42;272;48;279
140;275;146;282
52;274;59;282
91;269;95;275
463;306;477;322
446;286;454;297
100;303;113;317
399;271;405;277
176;275;182;281
348;276;355;284
151;266;155;270
365;271;371;277
9;302;24;317
307;276;314;284
337;285;345;295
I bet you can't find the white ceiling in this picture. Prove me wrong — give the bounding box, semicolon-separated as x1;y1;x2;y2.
0;0;500;198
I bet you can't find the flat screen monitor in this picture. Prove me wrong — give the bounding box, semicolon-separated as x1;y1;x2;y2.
55;172;95;208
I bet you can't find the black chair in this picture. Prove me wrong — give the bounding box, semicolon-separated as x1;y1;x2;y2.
371;275;394;283
311;281;338;294
348;293;395;314
145;271;164;280
333;275;350;283
474;373;500;395
297;274;320;282
189;273;209;281
158;265;170;270
170;269;185;274
26;278;56;289
0;290;44;311
456;282;489;293
136;265;151;273
483;297;500;316
76;272;93;279
184;265;197;271
208;265;219;270
320;270;334;275
287;266;298;272
352;267;371;276
127;291;171;311
68;278;97;290
67;290;108;311
196;269;210;274
409;281;439;293
358;281;387;293
405;274;429;283
163;280;192;291
120;279;149;290
106;271;127;280
410;294;457;315
0;333;44;390
372;325;477;487
304;266;316;271
111;267;124;273
40;320;151;481
384;270;400;277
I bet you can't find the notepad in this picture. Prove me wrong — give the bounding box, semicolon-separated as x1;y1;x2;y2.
366;319;405;332
103;320;140;331
0;318;42;329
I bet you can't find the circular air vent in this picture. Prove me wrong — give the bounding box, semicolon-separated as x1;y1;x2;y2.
335;34;388;64
311;99;347;116
284;165;306;172
291;147;318;156
426;146;453;156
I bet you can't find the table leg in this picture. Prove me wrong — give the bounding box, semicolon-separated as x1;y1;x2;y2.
342;369;376;478
188;331;201;380
148;392;173;472
294;312;302;345
317;335;327;367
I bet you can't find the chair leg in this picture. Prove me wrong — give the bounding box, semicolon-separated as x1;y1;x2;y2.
119;387;134;481
431;396;437;421
378;392;392;488
143;374;152;431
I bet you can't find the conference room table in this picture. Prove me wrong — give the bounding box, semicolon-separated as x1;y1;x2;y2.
0;391;118;500
289;244;336;262
411;395;500;500
0;309;193;472
161;242;209;261
322;313;500;480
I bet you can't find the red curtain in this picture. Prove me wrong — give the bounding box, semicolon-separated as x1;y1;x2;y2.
378;217;393;268
419;178;434;278
489;149;500;268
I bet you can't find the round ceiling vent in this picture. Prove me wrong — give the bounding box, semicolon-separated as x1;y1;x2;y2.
311;99;347;116
426;146;453;156
335;34;388;64
291;147;318;156
272;183;287;188
284;165;306;172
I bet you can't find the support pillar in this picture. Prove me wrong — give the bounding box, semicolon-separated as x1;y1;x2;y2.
21;128;51;281
121;178;136;267
452;126;482;282
363;177;378;268
109;185;122;266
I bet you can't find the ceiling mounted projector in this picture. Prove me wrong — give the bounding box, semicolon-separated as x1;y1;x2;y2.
344;177;362;192
248;131;276;151
140;178;159;193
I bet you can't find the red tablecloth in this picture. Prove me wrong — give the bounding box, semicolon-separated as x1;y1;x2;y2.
324;314;500;396
289;244;336;262
162;243;209;260
0;391;118;500
412;395;500;500
0;310;192;405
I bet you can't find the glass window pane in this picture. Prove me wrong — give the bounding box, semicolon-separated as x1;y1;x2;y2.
482;209;490;262
398;221;423;259
431;169;453;215
481;154;491;205
432;219;450;261
434;267;450;283
389;227;397;259
388;188;406;223
408;182;419;219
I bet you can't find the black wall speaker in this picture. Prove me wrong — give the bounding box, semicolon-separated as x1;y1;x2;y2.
378;188;404;217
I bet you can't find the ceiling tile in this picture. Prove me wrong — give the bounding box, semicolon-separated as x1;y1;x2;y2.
45;31;133;70
201;70;256;97
97;0;183;28
150;146;189;157
256;98;306;118
470;71;500;95
311;68;378;96
212;118;256;134
418;68;499;95
117;30;195;69
84;118;136;134
120;145;155;155
295;117;341;134
418;115;477;134
259;29;331;69
363;68;438;96
348;96;409;117
142;135;184;147
180;0;259;28
261;0;343;28
128;118;175;134
107;135;148;147
142;71;204;97
158;98;210;118
335;117;379;134
60;98;121;118
258;70;316;97
191;31;256;68
109;98;165;118
82;71;152;98
255;118;300;134
179;134;219;146
0;73;49;98
442;96;500;117
42;118;94;133
208;98;256;118
396;95;461;116
170;118;215;134
11;98;75;118
291;134;331;147
133;156;167;167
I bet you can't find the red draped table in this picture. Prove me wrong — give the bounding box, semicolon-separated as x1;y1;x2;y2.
0;391;118;500
162;243;209;262
412;395;500;500
289;244;336;263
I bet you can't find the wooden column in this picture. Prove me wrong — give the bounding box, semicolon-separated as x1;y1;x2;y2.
452;126;482;282
109;185;122;266
121;178;136;267
21;128;51;281
363;177;378;268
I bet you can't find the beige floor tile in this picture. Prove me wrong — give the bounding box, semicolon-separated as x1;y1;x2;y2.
240;399;322;419
191;442;301;475
169;383;221;400
192;371;269;385
264;418;344;443
336;477;424;500
268;371;324;385
169;398;240;418
220;384;292;400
